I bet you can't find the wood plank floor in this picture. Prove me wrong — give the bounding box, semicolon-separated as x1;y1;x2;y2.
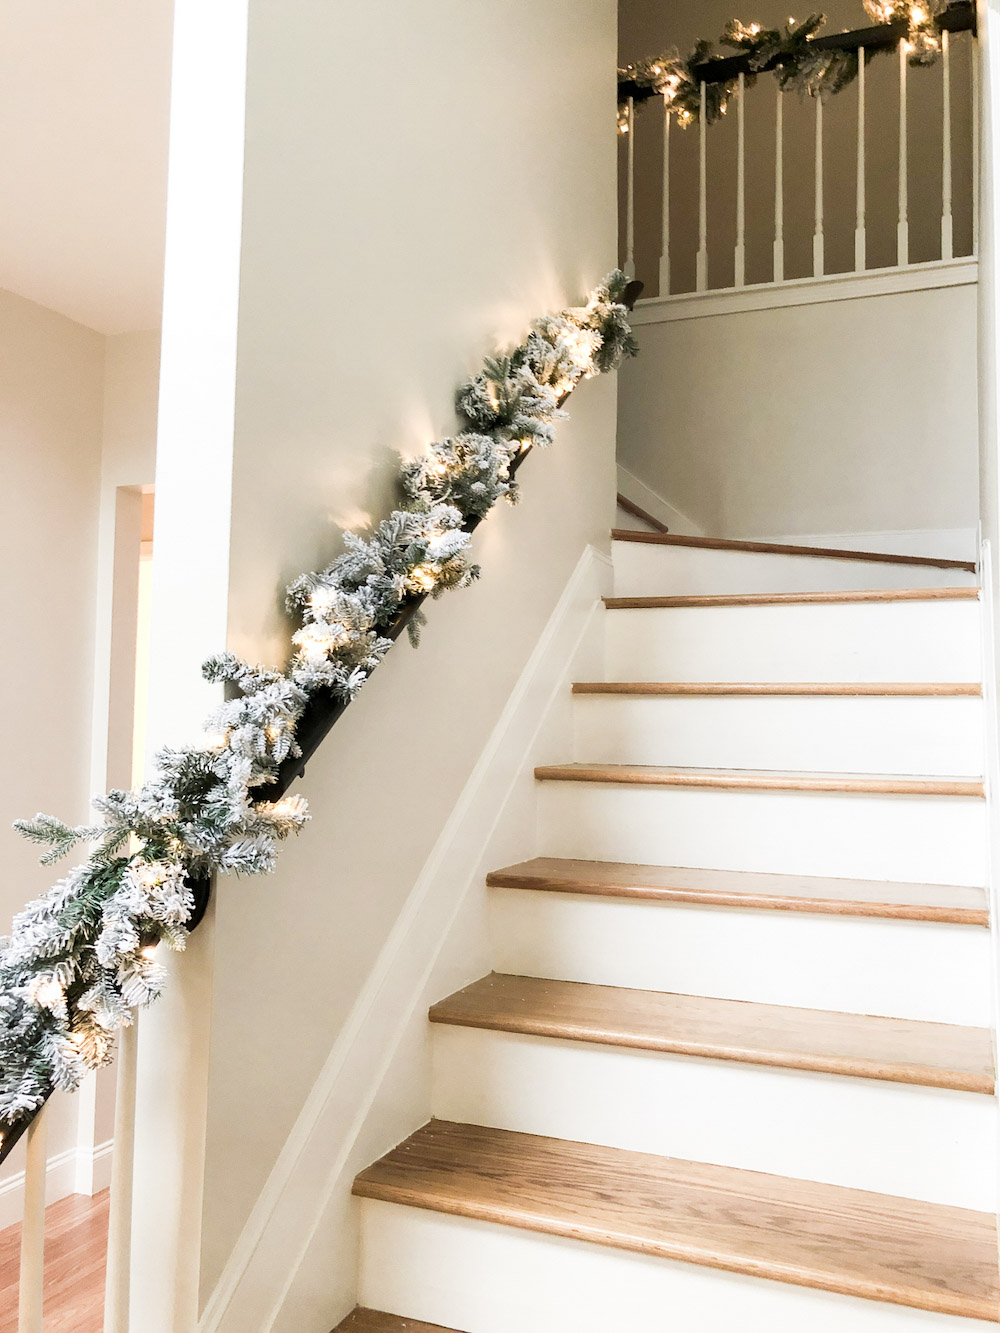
429;974;995;1092
484;857;990;924
334;1311;464;1332
353;1121;1000;1321
0;1191;108;1333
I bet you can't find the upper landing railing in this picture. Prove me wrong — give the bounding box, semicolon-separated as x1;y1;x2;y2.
619;1;978;297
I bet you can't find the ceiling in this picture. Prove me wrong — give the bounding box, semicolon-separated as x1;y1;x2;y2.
0;1;174;334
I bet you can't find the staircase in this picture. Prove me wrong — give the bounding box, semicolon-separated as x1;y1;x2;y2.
336;530;998;1331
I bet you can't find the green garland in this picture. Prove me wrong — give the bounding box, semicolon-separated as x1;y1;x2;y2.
619;3;948;129
0;273;637;1140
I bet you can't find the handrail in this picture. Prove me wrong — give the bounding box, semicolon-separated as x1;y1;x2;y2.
0;277;643;1168
617;0;976;106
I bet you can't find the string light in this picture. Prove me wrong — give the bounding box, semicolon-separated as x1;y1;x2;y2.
617;105;630;136
140;945;158;960
200;731;229;752
409;564;439;592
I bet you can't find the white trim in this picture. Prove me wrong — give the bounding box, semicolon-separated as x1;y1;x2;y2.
631;257;978;325
200;545;612;1332
0;1139;113;1231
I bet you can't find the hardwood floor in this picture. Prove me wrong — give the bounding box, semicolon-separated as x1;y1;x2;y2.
334;1311;464;1332
0;1191;108;1333
353;1121;1000;1320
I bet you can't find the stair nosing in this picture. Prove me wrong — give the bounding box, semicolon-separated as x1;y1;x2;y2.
571;681;983;697
484;858;989;926
429;975;995;1094
610;529;978;573
533;763;985;798
604;587;980;609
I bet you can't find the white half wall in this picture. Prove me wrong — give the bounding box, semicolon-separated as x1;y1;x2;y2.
617;268;980;542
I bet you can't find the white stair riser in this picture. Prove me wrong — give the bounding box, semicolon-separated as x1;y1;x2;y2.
431;1027;996;1211
611;541;978;597
359;1201;996;1333
537;783;986;886
489;890;992;1025
572;695;984;776
604;601;982;683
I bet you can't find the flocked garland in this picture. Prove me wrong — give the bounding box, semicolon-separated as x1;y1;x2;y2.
619;2;949;130
0;273;637;1137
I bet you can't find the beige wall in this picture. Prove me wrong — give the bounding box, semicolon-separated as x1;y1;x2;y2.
620;0;975;294
618;278;979;540
0;289;104;1181
129;2;618;1327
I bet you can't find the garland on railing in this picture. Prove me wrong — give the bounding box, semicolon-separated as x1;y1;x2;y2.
0;273;637;1137
618;2;948;130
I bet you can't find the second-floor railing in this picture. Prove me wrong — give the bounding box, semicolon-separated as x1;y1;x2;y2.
618;1;978;297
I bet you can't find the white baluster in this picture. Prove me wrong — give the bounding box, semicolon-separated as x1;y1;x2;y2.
973;34;980;255
856;47;867;271
18;1110;47;1333
735;72;746;289
941;28;953;259
696;81;709;291
624;96;636;279
659;99;671;296
814;94;825;276
104;1020;140;1333
898;38;909;266
774;85;785;284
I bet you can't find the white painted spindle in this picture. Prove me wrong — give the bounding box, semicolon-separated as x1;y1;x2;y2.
18;1110;47;1333
973;34;980;254
104;1020;140;1333
856;47;867;271
941;28;953;259
814;94;825;276
774;85;784;283
659;99;671;295
624;96;636;279
898;38;909;266
735;72;746;288
697;81;709;291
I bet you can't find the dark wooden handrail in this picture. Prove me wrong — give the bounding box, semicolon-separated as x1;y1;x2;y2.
618;0;976;107
0;278;644;1166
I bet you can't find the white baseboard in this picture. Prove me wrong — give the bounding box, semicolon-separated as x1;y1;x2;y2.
0;1138;114;1230
615;465;703;537
199;543;612;1333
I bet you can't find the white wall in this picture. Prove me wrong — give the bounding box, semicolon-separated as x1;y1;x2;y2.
617;273;980;544
129;3;618;1329
0;289;104;1199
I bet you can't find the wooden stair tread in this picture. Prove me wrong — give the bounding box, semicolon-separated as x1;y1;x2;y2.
333;1312;464;1332
572;681;982;697
485;857;988;925
533;763;984;798
605;587;979;609
611;529;977;572
352;1121;1000;1320
429;974;995;1092
616;493;669;533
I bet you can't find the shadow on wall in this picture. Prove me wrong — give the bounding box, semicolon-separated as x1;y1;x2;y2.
619;0;975;295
